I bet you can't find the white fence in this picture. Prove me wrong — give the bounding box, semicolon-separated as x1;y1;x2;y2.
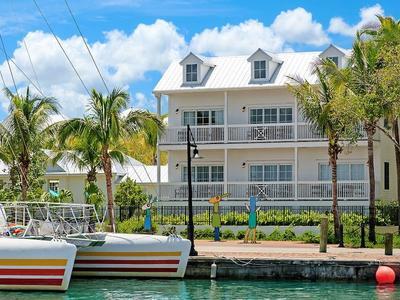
159;181;369;201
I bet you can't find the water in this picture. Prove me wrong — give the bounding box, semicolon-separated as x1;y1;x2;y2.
0;279;398;300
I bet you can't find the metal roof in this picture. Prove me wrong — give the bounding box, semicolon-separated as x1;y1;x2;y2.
154;51;322;94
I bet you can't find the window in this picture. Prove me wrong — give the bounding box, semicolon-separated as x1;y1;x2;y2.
384;162;390;190
186;64;198;82
254;60;266;79
279;108;293;123
196;111;209;126
182;166;224;182
318;163;365;181
264;108;277;124
48;180;59;193
327;57;339;66
211;166;224;182
249;107;293;124
183;111;196;126
250;164;293;182
183;109;224;126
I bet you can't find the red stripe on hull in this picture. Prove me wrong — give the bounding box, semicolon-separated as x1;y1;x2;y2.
0;269;65;276
74;267;178;273
0;278;63;286
75;259;179;265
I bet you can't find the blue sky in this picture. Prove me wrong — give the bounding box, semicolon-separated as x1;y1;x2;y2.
0;0;398;118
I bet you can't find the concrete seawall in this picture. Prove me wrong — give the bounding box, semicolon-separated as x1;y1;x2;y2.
186;257;400;281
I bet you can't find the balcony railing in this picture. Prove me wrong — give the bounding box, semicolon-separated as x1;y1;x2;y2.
228;124;294;142
159;181;369;201
160;124;368;145
160;125;224;144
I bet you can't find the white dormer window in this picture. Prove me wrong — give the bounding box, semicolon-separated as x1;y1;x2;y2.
254;60;266;79
186;64;198;82
327;56;339;66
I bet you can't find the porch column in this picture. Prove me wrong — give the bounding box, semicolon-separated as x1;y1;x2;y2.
224;91;228;143
224;148;228;194
156;93;161;201
294;98;298;141
294;147;298;200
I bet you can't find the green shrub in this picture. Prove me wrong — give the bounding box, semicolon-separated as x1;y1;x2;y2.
299;230;319;243
117;217;157;233
195;228;214;239
180;228;188;238
221;229;236;240
115;178;148;207
282;226;296;241
256;230;267;240
236;230;247;240
267;227;283;241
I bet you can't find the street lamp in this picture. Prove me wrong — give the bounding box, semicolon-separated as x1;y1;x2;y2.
187;124;200;256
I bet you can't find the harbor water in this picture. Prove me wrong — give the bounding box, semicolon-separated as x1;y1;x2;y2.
0;278;398;299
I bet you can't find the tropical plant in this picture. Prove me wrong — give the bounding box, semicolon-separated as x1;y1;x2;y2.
287;63;359;240
57;88;164;232
41;189;73;203
84;182;105;210
114;178;148;207
0;87;59;201
324;35;383;243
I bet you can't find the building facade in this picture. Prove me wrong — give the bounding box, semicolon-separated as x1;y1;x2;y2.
154;45;396;207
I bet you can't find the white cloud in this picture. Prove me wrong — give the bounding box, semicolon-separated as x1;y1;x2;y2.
190;8;329;56
0;19;187;117
132;92;156;111
190;20;285;56
328;4;384;36
271;7;329;46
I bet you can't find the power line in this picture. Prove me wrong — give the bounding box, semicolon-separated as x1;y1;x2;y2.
0;34;18;94
32;0;91;96
23;40;43;94
64;0;110;94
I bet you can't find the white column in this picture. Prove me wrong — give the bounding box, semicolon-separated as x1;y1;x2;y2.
224;148;228;194
156;93;161;201
294;147;298;200
224;91;228;143
294;98;298;141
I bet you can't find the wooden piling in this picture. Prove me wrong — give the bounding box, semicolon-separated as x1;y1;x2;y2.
385;233;393;256
320;217;328;253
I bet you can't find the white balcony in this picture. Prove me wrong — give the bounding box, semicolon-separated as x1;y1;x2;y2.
228;124;294;142
159;124;368;145
159;181;369;201
160;126;224;144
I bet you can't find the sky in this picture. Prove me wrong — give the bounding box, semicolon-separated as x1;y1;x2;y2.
0;0;398;119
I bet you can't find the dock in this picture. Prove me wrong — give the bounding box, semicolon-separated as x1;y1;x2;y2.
186;241;400;281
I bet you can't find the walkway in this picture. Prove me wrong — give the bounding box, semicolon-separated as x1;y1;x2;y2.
193;240;400;263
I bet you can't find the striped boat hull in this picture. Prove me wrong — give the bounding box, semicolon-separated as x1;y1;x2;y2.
0;239;77;291
73;233;191;278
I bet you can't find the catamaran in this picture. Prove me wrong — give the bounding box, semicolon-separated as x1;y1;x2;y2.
0;202;191;291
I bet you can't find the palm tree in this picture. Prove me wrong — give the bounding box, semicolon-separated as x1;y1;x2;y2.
58;88;164;232
325;35;382;243
362;16;400;234
288;64;357;240
0;87;59;201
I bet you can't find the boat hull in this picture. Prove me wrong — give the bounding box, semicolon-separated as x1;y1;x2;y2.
0;238;77;291
73;233;191;278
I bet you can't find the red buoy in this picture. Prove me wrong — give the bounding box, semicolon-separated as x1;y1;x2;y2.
376;266;396;284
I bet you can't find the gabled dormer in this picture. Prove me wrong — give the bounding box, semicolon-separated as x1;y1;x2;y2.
319;44;350;69
180;52;214;85
247;48;283;83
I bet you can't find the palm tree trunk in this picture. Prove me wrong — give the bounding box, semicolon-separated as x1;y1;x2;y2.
20;158;29;201
102;147;115;233
87;168;97;184
366;124;376;243
392;119;400;234
330;149;340;241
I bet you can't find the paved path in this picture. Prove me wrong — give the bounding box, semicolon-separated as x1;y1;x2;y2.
193;240;400;263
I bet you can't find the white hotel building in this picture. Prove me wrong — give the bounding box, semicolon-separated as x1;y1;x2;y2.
153;45;396;206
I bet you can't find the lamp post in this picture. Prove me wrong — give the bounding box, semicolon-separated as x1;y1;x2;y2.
187;124;199;256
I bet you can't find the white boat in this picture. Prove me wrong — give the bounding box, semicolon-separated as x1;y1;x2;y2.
74;233;190;278
1;202;191;281
0;238;76;291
